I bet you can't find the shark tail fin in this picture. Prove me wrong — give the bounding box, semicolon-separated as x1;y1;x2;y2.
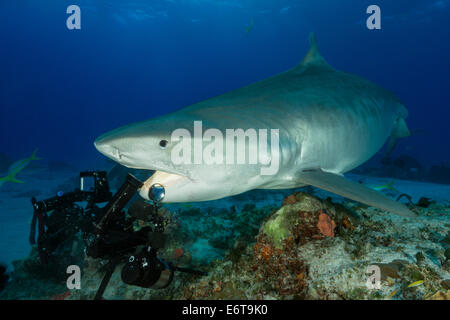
0;172;24;184
29;148;42;161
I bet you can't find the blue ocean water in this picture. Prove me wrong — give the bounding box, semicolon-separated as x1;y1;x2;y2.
1;1;450;301
0;0;449;169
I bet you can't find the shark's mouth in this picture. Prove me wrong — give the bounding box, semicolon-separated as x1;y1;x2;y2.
138;169;192;202
150;166;189;179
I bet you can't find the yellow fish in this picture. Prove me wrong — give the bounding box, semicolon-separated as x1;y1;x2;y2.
0;149;42;187
245;17;254;36
369;180;398;192
387;290;397;299
407;280;424;288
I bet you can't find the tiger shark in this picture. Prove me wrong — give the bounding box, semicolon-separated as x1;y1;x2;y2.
95;34;415;217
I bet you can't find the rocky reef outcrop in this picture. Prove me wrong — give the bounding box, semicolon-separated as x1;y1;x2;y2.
1;190;449;300
176;192;449;300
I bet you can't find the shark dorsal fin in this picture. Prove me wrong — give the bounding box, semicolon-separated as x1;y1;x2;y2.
296;33;332;71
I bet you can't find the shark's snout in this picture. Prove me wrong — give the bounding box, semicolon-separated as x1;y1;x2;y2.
94;137;122;161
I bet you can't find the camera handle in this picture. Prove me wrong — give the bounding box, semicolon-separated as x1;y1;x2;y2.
91;174;143;299
95;174;143;235
91;174;207;299
94;257;121;300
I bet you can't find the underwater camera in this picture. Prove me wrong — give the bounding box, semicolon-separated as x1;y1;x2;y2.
121;244;207;290
87;179;207;299
29;171;113;264
121;247;174;289
29;171;206;299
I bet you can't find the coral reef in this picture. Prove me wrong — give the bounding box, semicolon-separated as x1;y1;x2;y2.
168;203;277;265
2;189;449;300
0;246;77;299
177;192;449;300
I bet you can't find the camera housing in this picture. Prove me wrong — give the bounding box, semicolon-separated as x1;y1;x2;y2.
121;248;174;289
29;170;207;299
29;171;112;264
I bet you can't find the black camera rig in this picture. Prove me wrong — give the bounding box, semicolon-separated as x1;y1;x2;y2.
30;170;207;300
30;171;112;264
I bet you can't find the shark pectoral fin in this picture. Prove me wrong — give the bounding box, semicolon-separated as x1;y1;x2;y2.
297;169;417;218
385;118;411;157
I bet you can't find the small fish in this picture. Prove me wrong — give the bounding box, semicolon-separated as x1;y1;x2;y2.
387;290;398;299
0;149;42;187
407;280;424;288
245;17;254;36
369;180;398;193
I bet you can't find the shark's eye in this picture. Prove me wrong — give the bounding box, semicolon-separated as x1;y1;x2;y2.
159;140;168;149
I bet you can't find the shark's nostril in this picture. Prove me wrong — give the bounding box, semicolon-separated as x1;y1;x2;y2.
111;147;121;159
93;139;124;161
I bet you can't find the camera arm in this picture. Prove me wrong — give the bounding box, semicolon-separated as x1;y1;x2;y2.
87;174;143;259
95;174;143;235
